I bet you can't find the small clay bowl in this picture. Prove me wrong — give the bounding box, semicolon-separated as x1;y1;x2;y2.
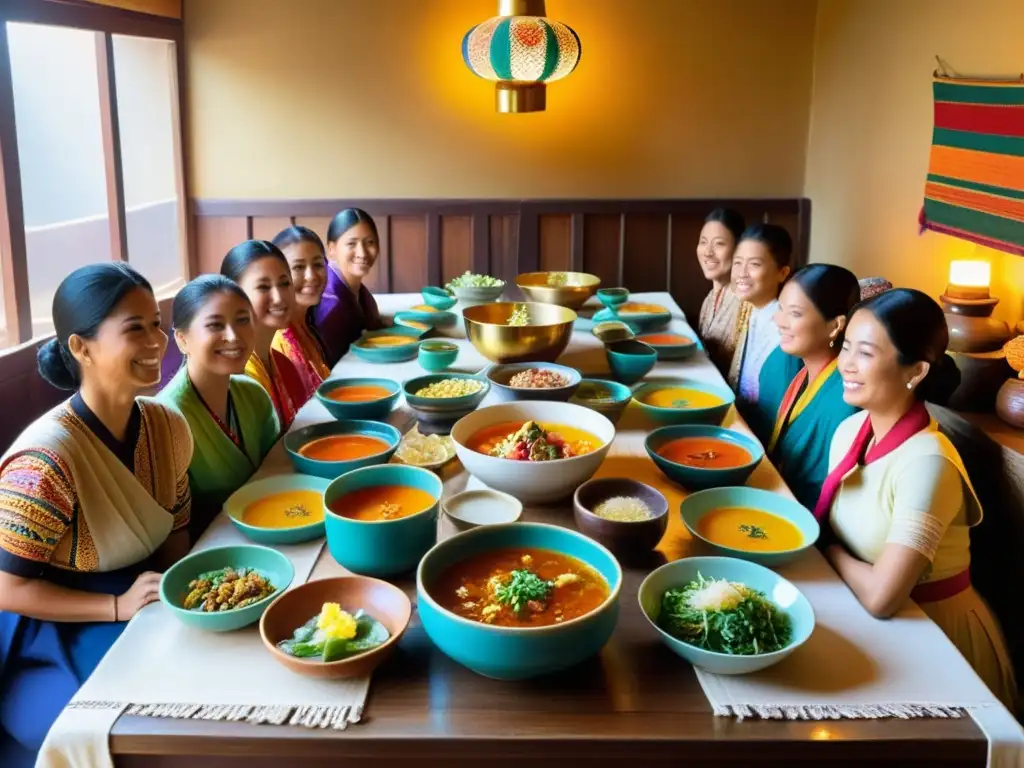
573;478;669;557
260;576;411;679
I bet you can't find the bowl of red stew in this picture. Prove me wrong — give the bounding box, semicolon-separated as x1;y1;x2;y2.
644;424;764;490
324;464;442;577
316;378;402;422
416;521;622;680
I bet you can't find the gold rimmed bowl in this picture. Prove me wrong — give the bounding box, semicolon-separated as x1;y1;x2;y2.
462;302;577;364
516;272;601;310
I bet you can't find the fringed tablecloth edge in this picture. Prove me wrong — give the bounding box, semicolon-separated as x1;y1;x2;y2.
711;702;970;721
67;701;364;730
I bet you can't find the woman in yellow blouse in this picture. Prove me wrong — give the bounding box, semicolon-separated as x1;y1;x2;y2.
820;288;1016;710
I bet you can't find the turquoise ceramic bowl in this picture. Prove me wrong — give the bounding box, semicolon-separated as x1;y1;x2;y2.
284;420;401;479
679;486;820;566
324;464;443;577
605;340;657;384
223;475;330;544
393;312;432;333
316;378;401;421
596;287;629;309
351;327;423;363
632;379;735;425
569;378;633;425
635;331;701;361
593;306;671;334
160;545;295;632
645;425;763;490
417;522;622;680
402;305;457;328
421;286;458;310
638;556;815;674
417;340;460;372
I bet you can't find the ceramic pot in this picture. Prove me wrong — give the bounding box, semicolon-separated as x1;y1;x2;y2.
996;378;1024;429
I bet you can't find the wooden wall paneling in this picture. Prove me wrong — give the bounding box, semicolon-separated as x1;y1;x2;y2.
194;216;247;275
389;216;428;293
426;214;441;288
538;215;571;273
489;214;519;290
517;205;540;275
95;32;127;262
169;37;192;278
440;216;472;286
763;210;803;270
622;214;669;294
582;215;622;289
670;212;710;326
250;217;292;242
471;214;490;276
367;214;390;293
0;342;65;452
570;214;584;272
293;216;332;244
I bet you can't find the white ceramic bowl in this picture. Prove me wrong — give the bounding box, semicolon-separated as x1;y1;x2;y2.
443;489;523;530
451;401;616;504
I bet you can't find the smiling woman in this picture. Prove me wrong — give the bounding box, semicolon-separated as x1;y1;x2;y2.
696;208;746;374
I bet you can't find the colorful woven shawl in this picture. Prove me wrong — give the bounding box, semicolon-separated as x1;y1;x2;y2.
919;77;1024;256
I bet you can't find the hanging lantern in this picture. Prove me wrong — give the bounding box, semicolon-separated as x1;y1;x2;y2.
462;0;581;114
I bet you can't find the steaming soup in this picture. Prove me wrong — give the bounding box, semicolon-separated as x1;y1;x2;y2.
242;490;325;529
299;434;390;462
432;548;610;628
657;436;753;469
328;485;435;522
696;507;804;553
326;385;393;403
641;387;723;410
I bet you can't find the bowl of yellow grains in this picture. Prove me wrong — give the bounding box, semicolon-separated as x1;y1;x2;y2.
402;373;491;434
573;478;669;559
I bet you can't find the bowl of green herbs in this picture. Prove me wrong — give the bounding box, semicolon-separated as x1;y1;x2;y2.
638;556;814;674
446;271;505;305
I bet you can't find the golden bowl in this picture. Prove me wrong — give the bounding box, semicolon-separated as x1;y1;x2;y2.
516;272;601;310
462;302;577;364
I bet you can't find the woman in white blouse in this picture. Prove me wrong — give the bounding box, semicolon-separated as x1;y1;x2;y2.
820;288;1016;711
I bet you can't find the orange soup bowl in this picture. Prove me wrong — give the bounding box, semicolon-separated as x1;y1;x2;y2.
324;464;443;577
644;424;764;491
224;475;331;545
260;576;412;680
284;420;402;480
316;378;401;422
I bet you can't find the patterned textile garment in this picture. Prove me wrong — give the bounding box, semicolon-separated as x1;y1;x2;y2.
244;348;307;432
313;265;382;367
271;314;331;401
0;396;192;765
698;284;742;375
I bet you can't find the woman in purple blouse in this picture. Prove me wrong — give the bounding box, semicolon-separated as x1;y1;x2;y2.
314;208;384;366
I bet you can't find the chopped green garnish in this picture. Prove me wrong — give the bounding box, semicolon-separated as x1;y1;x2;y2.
739;524;768;540
508;304;530;327
446;271;503;289
546;272;569;287
494;569;553;613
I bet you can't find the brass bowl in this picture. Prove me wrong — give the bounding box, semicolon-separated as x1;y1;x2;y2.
462;302;577;364
516;272;601;310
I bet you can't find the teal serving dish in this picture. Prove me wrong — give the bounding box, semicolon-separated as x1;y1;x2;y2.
223;474;330;544
402;305;457;328
316;377;401;421
160;544;295;632
421;286;458;311
284;420;401;479
416;522;622;680
325;464;442;577
605;339;657;384
596;287;629;309
393;312;433;333
403;373;490;433
593;305;671;334
645;424;763;490
635;331;701;361
638;556;815;674
417;340;459;372
679;486;820;566
569;378;633;425
351;326;423;363
632;379;735;425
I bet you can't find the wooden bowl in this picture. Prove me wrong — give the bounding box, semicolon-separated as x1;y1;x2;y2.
260;576;411;679
573;478;669;557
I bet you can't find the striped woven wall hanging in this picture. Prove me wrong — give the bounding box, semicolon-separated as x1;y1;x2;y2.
919;77;1024;256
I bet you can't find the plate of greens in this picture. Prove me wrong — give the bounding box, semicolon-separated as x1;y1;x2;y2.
637;556;814;675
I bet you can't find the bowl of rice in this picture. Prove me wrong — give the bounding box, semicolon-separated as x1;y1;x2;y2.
485;362;582;402
402;373;491;434
573;477;669;558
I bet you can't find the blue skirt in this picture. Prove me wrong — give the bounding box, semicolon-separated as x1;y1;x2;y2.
0;564;148;767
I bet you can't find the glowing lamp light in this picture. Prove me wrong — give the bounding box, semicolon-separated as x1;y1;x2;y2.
948;260;991;292
462;0;581;114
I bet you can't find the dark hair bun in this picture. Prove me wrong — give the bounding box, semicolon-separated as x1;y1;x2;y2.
918;353;960;406
37;338;77;390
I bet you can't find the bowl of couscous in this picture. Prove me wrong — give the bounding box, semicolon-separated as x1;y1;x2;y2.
402;374;491;434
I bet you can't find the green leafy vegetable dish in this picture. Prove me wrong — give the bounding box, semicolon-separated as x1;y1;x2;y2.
277;602;390;662
657;574;792;655
507;304;530;327
447;271;503;289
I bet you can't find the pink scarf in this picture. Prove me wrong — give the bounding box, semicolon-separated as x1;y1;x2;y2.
813;400;931;523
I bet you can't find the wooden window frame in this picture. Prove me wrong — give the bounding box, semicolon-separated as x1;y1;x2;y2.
0;0;190;348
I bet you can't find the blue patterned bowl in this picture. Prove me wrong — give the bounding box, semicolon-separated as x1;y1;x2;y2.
351;327;424;363
645;424;763;490
284;420;401;479
421;286;458;311
324;464;442;577
632;379;735;425
417;522;622;680
316;378;401;421
223;474;330;545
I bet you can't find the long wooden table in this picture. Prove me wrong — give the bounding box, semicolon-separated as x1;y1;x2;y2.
109;293;986;766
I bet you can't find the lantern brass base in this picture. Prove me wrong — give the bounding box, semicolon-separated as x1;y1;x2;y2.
499;0;546;16
496;82;546;113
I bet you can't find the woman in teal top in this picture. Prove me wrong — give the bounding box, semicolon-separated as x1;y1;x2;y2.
158;276;280;539
756;264;861;510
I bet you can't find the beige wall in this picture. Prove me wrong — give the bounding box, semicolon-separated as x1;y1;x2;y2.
184;0;817;199
805;0;1024;323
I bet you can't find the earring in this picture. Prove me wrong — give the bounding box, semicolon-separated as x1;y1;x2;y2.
829;340;835;348
906;382;913;390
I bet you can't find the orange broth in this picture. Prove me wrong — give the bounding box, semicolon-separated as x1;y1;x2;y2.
638;333;693;346
432;547;609;627
617;302;668;315
326;385;393;403
329;485;435;522
299;434;389;462
467;421;600;458
657;436;752;468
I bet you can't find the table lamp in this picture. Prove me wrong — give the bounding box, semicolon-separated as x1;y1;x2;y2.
939;260;1011;353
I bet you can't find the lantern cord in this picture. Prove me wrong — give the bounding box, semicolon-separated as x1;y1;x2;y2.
934;55;1024;82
